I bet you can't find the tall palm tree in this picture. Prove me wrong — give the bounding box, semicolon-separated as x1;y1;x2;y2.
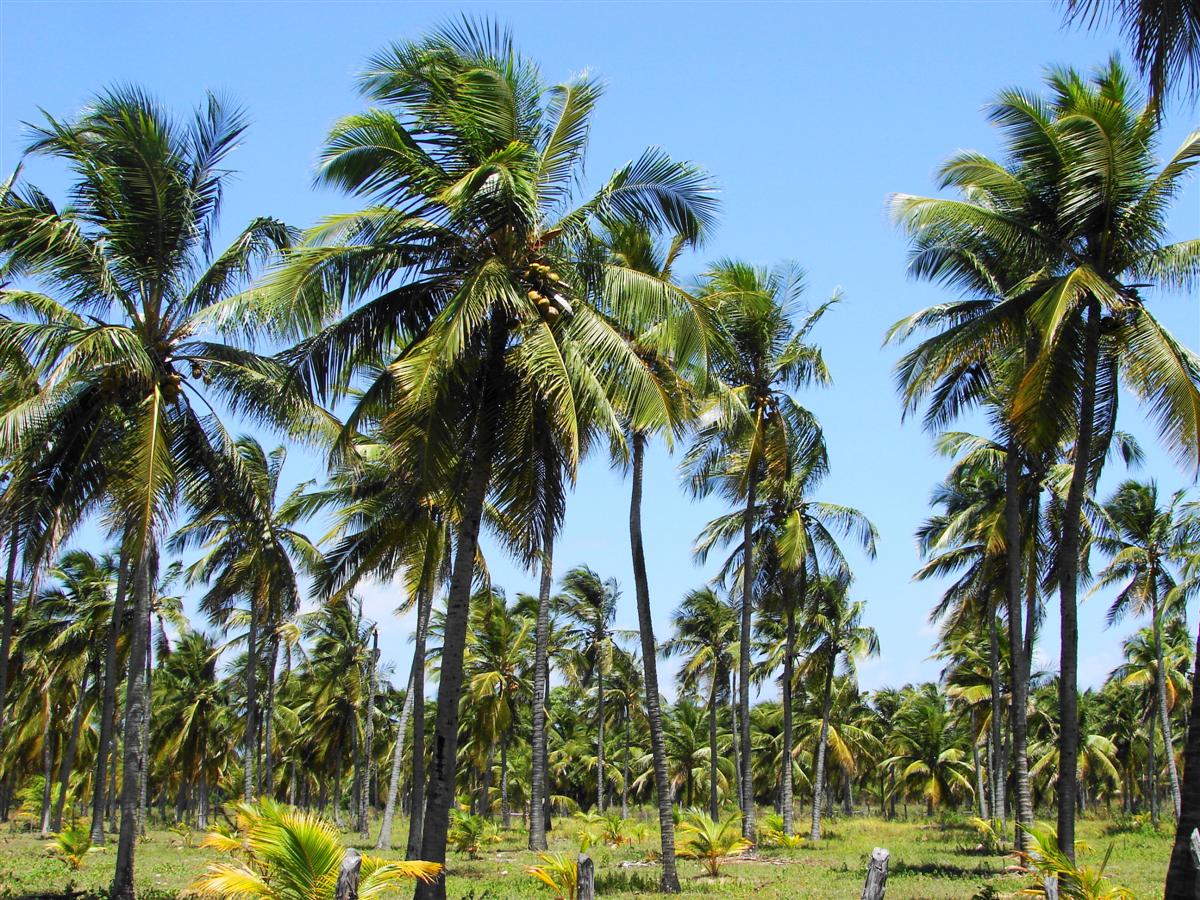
1091;479;1190;817
664;587;737;822
0;89;314;898
172;437;320;802
890;61;1200;856
556;566;618;813
683;260;836;838
802;574;879;840
267;23;715;894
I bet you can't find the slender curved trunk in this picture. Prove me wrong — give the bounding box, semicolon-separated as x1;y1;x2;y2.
244;588;260;801
621;708;629;819
405;570;433;860
263;634;279;799
973;710;988;819
708;675;719;823
38;694;55;836
415;320;503;900
137;614;151;835
0;523;19;742
91;549;128;845
596;646;605;813
110;539;153;900
1150;706;1161;826
377;583;430;850
1164;612;1200;897
739;475;757;840
1056;299;1101;861
987;604;1005;825
628;431;680;892
1150;582;1183;817
500;733;511;828
360;628;378;838
53;662;93;831
810;651;835;842
529;518;554;851
782;594;797;836
730;669;742;814
1004;444;1034;850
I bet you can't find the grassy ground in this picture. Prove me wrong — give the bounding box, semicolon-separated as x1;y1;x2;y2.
0;812;1171;899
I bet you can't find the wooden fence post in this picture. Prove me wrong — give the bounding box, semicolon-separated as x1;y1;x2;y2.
335;847;362;900
577;852;595;900
861;847;889;900
1189;829;1200;900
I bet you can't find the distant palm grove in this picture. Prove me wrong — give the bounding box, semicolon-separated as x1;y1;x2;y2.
0;8;1199;900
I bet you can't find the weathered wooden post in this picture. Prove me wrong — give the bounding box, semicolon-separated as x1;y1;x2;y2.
1043;875;1059;900
861;847;889;900
335;847;362;900
577;852;595;900
1189;829;1200;900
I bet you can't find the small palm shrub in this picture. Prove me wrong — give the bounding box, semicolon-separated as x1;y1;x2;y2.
966;817;1006;854
1015;826;1134;899
190;800;440;898
526;852;579;899
600;812;629;846
48;827;98;870
677;810;752;877
449;809;488;859
757;813;804;849
169;821;194;848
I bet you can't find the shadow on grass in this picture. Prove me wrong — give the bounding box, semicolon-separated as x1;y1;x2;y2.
595;869;665;894
891;860;1007;880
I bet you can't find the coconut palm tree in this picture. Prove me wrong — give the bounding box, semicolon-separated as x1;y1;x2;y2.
883;684;975;815
1091;479;1189;817
555;566;618;813
171;437;321;802
0;89;316;897
267;23;715;893
664;587;737;822
683;260;837;838
889;61;1200;856
802;574;879;840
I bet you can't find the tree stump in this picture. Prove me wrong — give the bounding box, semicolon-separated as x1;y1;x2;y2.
1190;829;1200;900
861;847;889;900
578;852;595;900
335;847;362;900
1043;875;1059;900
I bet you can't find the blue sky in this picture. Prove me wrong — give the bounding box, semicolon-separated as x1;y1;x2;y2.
2;1;1197;695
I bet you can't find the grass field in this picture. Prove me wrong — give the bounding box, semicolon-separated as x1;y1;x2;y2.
0;812;1171;899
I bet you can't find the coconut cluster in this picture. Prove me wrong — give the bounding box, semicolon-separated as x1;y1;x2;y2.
523;261;573;323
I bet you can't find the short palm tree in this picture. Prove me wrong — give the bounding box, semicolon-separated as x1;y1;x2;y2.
677;810;751;877
884;684;976;816
192;800;440;898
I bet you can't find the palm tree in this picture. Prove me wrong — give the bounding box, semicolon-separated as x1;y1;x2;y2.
556;566;618;813
0;89;314;897
684;260;836;838
803;574;879;840
1061;0;1200;104
884;684;975;815
267;23;715;894
172;437;320;803
890;61;1200;856
1091;479;1189;818
664;587;737;822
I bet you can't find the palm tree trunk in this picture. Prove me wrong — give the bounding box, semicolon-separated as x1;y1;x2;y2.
0;522;20;742
1163;609;1200;897
243;589;259;801
52;662;92;831
110;539;153;900
739;475;757;841
1003;443;1034;850
415;383;499;900
529;518;555;851
628;431;680;893
263;634;279;799
621;708;629;819
1056;299;1101;861
810;653;835;842
137;613;151;835
1150;706;1161;826
38;694;55;837
782;587;798;836
500;732;511;828
196;769;208;831
1151;585;1183;817
405;567;433;860
972;713;988;820
360;628;378;838
708;676;719;823
730;669;742;815
377;585;428;850
596;650;605;813
91;548;128;845
987;605;1005;825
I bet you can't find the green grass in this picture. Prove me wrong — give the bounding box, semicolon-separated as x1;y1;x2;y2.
0;812;1171;899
